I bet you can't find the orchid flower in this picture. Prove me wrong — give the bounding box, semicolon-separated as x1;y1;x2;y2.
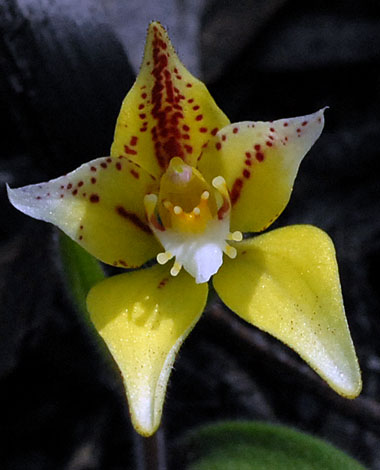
7;21;361;437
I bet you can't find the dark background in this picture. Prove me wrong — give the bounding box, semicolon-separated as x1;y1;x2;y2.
1;0;380;468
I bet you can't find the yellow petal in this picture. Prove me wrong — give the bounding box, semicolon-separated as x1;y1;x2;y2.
198;109;325;232
7;156;161;268
213;225;361;398
87;264;208;436
111;21;229;177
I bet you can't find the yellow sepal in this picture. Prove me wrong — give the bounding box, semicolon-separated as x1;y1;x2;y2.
111;21;229;177
87;264;208;436
198;109;325;232
7;156;160;268
213;225;361;398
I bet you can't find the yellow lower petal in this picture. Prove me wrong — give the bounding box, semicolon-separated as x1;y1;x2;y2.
213;225;361;398
87;264;208;436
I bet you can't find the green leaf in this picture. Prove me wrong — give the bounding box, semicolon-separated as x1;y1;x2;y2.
58;231;105;317
179;421;366;470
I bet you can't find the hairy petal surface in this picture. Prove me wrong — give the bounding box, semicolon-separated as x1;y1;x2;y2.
111;21;229;177
87;264;208;436
198;109;325;232
213;225;361;398
7;156;161;268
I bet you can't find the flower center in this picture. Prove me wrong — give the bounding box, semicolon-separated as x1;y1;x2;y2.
144;157;242;283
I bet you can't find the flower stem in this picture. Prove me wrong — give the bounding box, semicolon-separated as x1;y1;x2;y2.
134;427;167;470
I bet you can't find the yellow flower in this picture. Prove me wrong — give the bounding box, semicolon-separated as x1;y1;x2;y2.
7;21;361;437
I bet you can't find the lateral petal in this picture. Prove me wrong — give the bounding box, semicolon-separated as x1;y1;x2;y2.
87;264;208;436
7;156;161;268
111;21;229;177
198;109;325;232
213;225;361;398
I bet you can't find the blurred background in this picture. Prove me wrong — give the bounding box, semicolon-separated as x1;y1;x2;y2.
1;0;380;468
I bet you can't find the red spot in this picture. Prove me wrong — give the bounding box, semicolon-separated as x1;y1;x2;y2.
188;98;194;104
186;83;192;88
174;67;178;74
176;75;182;80
230;178;243;204
90;166;96;172
216;142;222;150
139;113;146;119
116;162;122;170
35;196;41;200
243;169;250;179
60;185;64;189
101;162;108;168
211;128;218;136
302;121;308;126
107;158;112;163
67;183;72;189
130;169;140;179
183;124;190;131
254;144;261;151
318;117;322;123
245;159;252;166
195;114;203;121
233;127;238;134
296;128;301;133
158;277;169;289
72;189;78;195
141;93;147;99
130;136;138;146
124;145;137;155
79;235;83;240
256;152;264;162
91;177;96;184
183;134;190;140
119;260;128;267
217;197;230;220
184;144;193;154
269;135;274;140
138;104;145;110
193;105;200;111
80;225;83;230
115;206;151;233
82;193;87;197
90;194;99;203
140;127;148;132
78;181;84;187
199;127;207;133
245;152;252;159
60;194;64;198
222;135;226;141
283;122;288;127
266;141;273;147
270;127;275;132
163;138;183;158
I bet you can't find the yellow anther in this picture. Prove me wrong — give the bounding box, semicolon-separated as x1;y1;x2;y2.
224;244;237;259
201;190;209;200
228;231;243;242
212;176;226;190
157;251;173;265
193;207;201;216
170;261;182;277
173;205;182;215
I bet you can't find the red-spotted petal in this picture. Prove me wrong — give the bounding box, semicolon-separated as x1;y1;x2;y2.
7;156;161;268
111;21;229;177
198;109;325;232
